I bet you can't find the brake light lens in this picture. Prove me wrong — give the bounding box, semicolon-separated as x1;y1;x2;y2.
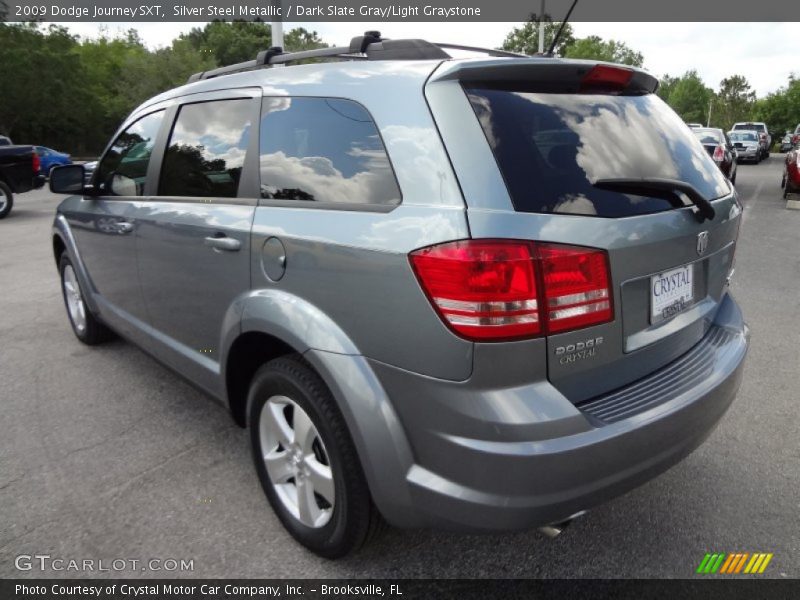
409;240;613;341
580;65;634;92
712;145;725;162
539;244;612;333
32;151;40;174
409;240;540;340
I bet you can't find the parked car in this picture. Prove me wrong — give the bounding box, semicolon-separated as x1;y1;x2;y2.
728;131;761;163
35;146;72;174
49;35;749;558
792;124;800;147
731;122;770;159
782;141;800;198
692;127;737;183
0;143;45;218
780;132;794;153
0;135;12;146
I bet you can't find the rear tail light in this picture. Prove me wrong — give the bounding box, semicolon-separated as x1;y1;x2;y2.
32;151;40;174
539;244;613;333
409;240;613;341
712;145;725;162
793;134;799;145
580;64;633;93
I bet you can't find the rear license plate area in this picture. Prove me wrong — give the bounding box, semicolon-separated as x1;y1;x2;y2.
650;264;694;324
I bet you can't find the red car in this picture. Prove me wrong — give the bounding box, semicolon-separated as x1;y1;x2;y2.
783;142;800;198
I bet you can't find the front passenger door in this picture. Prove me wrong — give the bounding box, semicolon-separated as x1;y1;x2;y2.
66;109;166;330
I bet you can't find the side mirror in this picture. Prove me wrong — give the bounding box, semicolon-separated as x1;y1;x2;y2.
49;164;85;194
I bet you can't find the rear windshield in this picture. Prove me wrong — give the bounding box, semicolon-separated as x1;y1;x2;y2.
465;88;730;217
733;123;765;132
693;129;723;144
730;132;758;142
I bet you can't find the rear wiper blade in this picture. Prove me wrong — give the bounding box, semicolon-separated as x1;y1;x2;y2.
592;177;716;222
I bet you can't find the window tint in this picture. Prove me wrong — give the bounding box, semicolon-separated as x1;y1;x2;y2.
259;97;400;206
96;110;164;196
693;129;724;145
733;123;765;132
465;88;730;218
159;100;251;198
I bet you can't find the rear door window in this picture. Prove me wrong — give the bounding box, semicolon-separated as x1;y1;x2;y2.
465;88;730;217
159;99;251;198
258;97;401;206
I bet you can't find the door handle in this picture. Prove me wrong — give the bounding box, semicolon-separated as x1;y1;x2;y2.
204;235;241;252
116;221;134;234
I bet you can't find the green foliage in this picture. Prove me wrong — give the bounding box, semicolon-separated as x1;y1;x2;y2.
563;36;644;67
180;21;326;65
0;22;327;156
754;75;800;137
657;75;679;102
502;19;575;56
660;71;714;125
713;75;756;132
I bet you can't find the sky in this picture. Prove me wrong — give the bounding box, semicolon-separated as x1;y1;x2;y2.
61;21;797;97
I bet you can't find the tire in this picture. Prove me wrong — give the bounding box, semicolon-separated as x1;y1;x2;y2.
0;180;13;219
248;355;383;558
59;254;114;345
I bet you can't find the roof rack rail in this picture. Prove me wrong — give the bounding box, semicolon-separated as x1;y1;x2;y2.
187;31;528;83
432;43;527;58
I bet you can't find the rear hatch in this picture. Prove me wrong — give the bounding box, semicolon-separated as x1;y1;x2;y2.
432;60;741;402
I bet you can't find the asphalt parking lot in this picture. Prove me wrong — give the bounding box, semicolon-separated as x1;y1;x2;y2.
1;156;798;579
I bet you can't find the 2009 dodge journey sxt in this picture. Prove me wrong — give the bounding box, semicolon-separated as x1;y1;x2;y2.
49;33;749;558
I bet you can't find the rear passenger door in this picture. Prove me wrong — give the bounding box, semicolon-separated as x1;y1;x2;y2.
133;90;261;393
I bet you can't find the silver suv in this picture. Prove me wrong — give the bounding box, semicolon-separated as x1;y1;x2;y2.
49;34;749;558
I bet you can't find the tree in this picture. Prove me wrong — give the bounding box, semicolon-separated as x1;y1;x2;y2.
182;20;272;66
657;74;679;103
564;36;644;67
713;75;756;132
0;24;92;150
502;18;575;56
754;75;800;138
664;70;714;125
181;21;326;67
284;28;328;52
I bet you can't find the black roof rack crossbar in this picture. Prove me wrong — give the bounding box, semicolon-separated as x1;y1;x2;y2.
187;32;530;83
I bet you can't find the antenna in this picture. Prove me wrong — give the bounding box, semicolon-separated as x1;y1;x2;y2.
547;0;579;56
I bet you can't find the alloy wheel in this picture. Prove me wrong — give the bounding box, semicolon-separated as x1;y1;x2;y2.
259;395;335;528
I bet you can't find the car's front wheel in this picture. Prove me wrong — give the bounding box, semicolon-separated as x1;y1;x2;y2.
59;254;114;344
0;181;14;219
248;355;382;558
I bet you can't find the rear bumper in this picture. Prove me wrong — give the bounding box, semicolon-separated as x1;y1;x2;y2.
363;293;748;531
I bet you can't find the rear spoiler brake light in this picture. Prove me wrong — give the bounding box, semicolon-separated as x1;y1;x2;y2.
433;60;658;95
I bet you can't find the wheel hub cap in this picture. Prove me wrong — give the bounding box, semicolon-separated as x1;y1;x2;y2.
259;395;335;528
62;265;87;333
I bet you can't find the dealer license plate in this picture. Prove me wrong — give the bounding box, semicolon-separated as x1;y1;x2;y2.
650;264;694;324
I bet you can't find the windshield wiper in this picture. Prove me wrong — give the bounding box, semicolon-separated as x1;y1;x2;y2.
593;177;716;222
